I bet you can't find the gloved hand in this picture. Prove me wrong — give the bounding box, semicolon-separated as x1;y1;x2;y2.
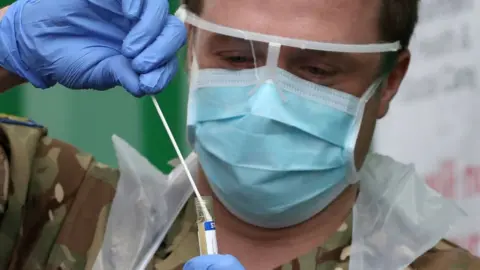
0;0;186;97
183;255;246;270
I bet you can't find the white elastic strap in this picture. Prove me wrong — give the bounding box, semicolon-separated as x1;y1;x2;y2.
151;97;213;221
351;154;467;269
176;4;188;22
265;42;281;80
345;79;383;184
175;5;401;53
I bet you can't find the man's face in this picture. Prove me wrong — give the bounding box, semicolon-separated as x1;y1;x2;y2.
189;0;410;169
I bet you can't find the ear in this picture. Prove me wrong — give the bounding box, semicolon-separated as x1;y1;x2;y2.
377;49;411;119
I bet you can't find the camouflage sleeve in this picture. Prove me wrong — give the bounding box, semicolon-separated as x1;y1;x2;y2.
2;133;120;270
411;240;480;270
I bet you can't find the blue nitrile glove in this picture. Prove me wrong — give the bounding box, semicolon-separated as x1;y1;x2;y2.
183;255;246;270
0;0;186;97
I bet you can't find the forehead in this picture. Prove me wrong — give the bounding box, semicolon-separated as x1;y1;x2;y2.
201;0;382;44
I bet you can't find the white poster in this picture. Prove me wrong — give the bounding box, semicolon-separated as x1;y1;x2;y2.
374;0;480;256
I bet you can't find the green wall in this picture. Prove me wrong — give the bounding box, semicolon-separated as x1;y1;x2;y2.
0;0;189;173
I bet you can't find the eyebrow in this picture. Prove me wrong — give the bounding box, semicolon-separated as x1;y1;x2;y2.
206;33;255;48
288;49;363;66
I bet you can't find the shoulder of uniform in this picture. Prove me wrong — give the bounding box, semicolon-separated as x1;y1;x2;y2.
411;239;480;269
0;115;44;217
433;239;463;250
14;136;120;269
0;114;44;129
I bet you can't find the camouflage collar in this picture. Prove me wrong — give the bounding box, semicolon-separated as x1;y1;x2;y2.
153;197;354;269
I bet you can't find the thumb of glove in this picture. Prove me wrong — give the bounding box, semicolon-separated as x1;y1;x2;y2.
183;255;246;270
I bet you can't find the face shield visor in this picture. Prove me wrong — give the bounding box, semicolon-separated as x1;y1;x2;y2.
178;4;404;231
178;4;401;184
177;3;407;232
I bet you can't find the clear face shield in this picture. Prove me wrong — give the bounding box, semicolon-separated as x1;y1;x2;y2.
180;4;400;187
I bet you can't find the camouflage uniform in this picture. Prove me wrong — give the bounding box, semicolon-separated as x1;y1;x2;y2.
154;198;480;270
0;116;479;270
0;116;118;269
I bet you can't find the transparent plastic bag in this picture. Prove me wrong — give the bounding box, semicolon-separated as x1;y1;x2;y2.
350;153;467;270
92;135;196;270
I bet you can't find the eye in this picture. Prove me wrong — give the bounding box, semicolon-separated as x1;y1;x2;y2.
290;65;340;85
301;66;337;77
215;50;259;69
226;56;252;64
222;55;256;69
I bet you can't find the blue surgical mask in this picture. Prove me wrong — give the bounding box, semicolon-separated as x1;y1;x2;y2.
187;67;380;228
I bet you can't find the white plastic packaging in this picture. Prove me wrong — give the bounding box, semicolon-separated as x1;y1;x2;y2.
349;153;467;270
92;135;196;270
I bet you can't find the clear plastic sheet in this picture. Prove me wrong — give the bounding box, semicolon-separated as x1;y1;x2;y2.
350;153;467;270
92;135;196;270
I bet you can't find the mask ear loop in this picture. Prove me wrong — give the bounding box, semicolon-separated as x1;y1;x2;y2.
345;78;385;184
239;30;260;82
345;54;396;183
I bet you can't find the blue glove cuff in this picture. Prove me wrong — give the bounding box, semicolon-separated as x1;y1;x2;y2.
0;1;51;89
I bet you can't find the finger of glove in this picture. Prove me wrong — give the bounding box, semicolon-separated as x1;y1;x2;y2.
132;15;187;74
101;55;141;96
138;57;178;95
122;0;143;19
122;0;169;58
183;255;245;270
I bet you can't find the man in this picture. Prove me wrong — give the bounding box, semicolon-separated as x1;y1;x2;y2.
162;1;480;269
0;0;479;270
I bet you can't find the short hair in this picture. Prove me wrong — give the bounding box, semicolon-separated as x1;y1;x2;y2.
182;0;419;49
